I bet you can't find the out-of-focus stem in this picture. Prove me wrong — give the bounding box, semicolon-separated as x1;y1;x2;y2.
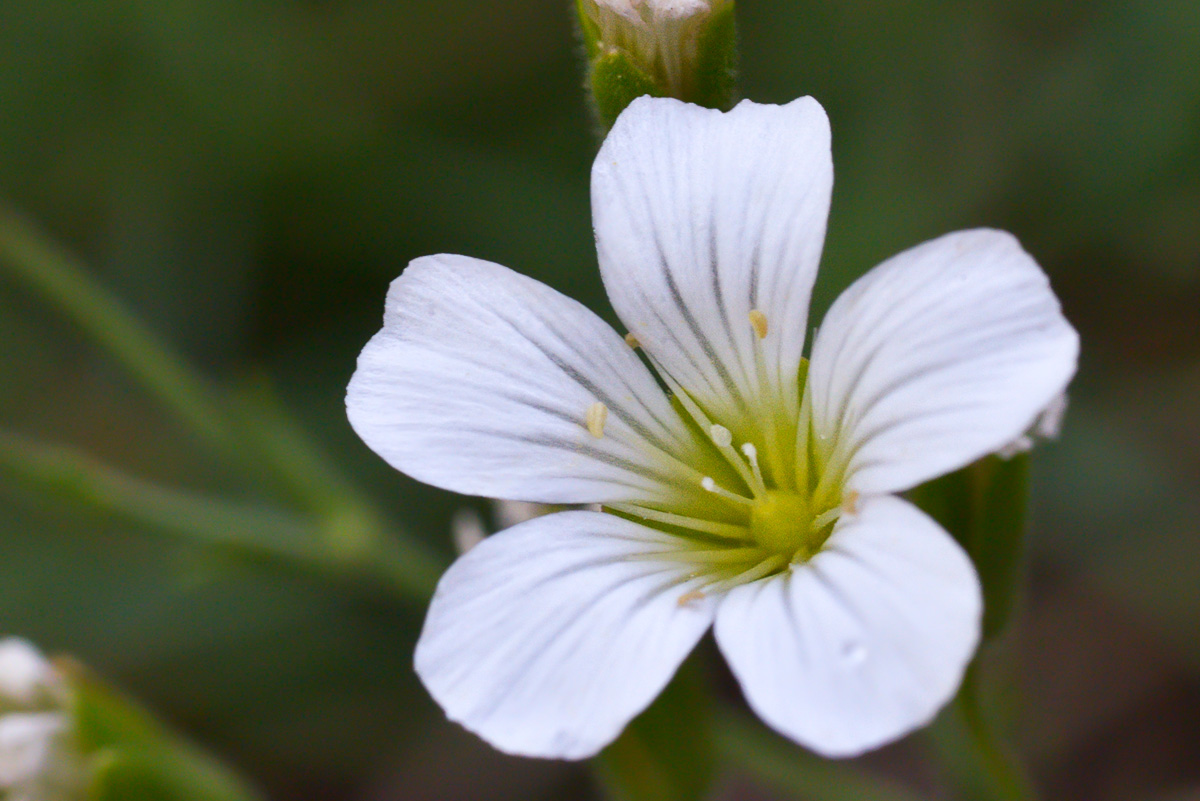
712;705;929;801
0;430;440;602
956;662;1039;801
0;204;446;600
0;204;247;469
927;657;1039;801
229;376;445;592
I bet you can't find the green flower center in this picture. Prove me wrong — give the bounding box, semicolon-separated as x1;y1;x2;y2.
749;490;820;558
604;354;848;591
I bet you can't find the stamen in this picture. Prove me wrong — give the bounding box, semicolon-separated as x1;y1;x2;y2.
811;507;841;531
665;377;715;432
701;477;754;506
624;332;641;349
842;490;859;515
607;502;748;541
707;552;791;593
749;309;769;339
793;382;814;494
674;544;763;564
704;423;762;496
709;424;733;447
677;590;706;606
740;442;768;495
586;401;608;438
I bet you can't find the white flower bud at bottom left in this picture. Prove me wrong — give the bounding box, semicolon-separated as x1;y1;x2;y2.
0;638;79;798
0;639;54;707
0;712;66;788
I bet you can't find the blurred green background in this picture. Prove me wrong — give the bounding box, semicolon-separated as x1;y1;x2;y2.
1;1;1198;799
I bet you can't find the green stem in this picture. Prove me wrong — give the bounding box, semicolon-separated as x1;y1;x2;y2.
955;663;1038;801
0;204;447;600
0;430;439;602
0;203;247;469
67;660;266;801
712;705;929;801
926;658;1038;801
229;377;446;595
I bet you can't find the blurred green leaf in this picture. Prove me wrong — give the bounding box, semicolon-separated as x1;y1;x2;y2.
594;660;715;801
925;660;1037;801
908;455;1029;640
65;661;263;801
712;705;928;801
0;429;438;602
0;203;248;471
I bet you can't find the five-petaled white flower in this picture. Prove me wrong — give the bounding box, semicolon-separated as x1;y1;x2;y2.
347;96;1078;759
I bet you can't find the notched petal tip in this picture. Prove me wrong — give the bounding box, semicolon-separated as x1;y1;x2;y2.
592;93;834;428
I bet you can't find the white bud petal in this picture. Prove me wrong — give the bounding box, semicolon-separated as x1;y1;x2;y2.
0;640;51;707
0;713;65;788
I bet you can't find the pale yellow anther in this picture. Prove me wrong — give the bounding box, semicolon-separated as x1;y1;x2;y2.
624;332;641;349
677;590;706;607
701;476;754;506
709;424;733;447
749;309;768;339
842;490;859;515
586;401;608;438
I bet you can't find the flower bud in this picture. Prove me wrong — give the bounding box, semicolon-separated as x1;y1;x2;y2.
0;638;80;800
0;639;57;708
576;0;737;127
2;637;262;801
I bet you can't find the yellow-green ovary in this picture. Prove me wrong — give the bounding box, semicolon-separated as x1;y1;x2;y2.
749;490;821;559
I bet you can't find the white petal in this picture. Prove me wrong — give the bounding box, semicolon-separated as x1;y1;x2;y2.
414;510;716;759
347;255;707;506
808;229;1079;495
0;713;63;787
0;640;50;707
714;495;981;757
592;97;832;439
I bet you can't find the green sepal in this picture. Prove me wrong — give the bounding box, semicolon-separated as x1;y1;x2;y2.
691;3;738;111
590;49;664;130
59;661;263;801
575;0;603;60
87;747;259;801
593;657;716;801
906;454;1030;640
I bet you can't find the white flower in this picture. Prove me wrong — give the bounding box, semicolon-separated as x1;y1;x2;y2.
0;639;77;800
0;640;55;709
0;713;66;790
347;97;1078;759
